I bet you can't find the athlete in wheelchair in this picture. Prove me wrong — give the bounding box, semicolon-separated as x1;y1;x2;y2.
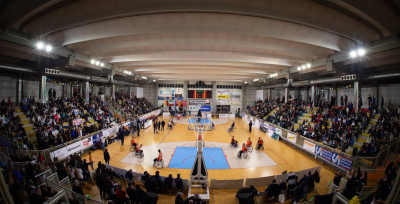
168;121;173;129
153;149;164;168
228;121;235;132
237;143;248;159
255;137;264;150
229;136;238;148
135;144;144;158
246;137;253;153
130;137;137;152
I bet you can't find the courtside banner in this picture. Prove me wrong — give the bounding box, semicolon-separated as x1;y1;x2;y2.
67;142;82;155
303;140;316;153
50;147;68;161
287;132;297;143
315;145;352;170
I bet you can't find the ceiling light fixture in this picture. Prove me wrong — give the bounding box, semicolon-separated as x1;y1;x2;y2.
306;63;311;68
36;42;44;50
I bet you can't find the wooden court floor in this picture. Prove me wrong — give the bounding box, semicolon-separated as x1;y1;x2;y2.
82;116;336;203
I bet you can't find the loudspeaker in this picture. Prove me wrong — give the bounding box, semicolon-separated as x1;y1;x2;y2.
352;147;358;156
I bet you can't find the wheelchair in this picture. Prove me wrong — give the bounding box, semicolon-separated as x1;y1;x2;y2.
153;159;164;168
228;125;234;132
129;144;137;152
237;151;248;159
229;142;238;148
255;144;264;150
247;145;253;153
135;150;144;158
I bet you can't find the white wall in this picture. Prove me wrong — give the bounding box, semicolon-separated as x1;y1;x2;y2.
23;80;40;99
0;76;17;102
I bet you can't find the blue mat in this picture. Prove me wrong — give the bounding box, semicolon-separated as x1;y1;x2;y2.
188;118;211;124
168;147;229;169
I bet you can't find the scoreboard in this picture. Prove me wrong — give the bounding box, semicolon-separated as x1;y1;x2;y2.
188;90;212;98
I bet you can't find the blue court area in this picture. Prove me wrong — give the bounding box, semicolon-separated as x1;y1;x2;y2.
168;147;230;169
188;118;211;124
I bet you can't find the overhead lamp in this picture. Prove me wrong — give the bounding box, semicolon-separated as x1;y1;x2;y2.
142;76;148;80
253;78;259;82
357;48;365;56
244;81;248;84
95;61;100;66
302;65;306;70
100;63;104;67
90;59;95;64
45;45;52;52
36;42;44;50
153;79;156;82
297;66;301;71
306;63;311;68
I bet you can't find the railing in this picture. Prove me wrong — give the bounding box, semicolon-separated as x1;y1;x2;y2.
43;190;70;204
35;169;53;187
45;173;102;204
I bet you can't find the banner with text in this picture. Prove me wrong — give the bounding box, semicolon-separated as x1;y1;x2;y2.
287;132;297;144
315;145;352;170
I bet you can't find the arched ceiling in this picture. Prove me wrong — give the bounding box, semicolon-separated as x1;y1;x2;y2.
1;0;399;81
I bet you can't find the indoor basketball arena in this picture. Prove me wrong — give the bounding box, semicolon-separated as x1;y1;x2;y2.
0;1;400;204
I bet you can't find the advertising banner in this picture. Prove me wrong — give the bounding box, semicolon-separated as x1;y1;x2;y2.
67;142;82;155
303;140;316;153
287;132;297;144
219;114;229;118
315;145;352;170
103;126;119;138
50;147;68;161
82;137;92;149
159;90;171;97
217;90;229;103
92;132;103;144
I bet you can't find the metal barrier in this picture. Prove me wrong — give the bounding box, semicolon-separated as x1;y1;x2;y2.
44;190;70;204
45;175;102;204
332;192;350;204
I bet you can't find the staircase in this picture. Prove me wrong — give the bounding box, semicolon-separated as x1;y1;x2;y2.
14;107;37;147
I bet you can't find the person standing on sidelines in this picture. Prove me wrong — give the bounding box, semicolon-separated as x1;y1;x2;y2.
249;120;253;132
104;148;110;164
161;120;165;131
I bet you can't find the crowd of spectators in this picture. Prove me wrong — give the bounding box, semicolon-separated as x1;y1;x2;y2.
0;94;156;151
248;94;399;156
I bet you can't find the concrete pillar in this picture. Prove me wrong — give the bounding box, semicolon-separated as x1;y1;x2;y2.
40;75;47;103
183;81;188;101
17;75;23;103
267;89;271;101
284;87;289;103
110;85;115;99
354;81;360;112
311;85;316;106
335;85;338;106
84;81;90;102
69;84;73;98
211;81;217;112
